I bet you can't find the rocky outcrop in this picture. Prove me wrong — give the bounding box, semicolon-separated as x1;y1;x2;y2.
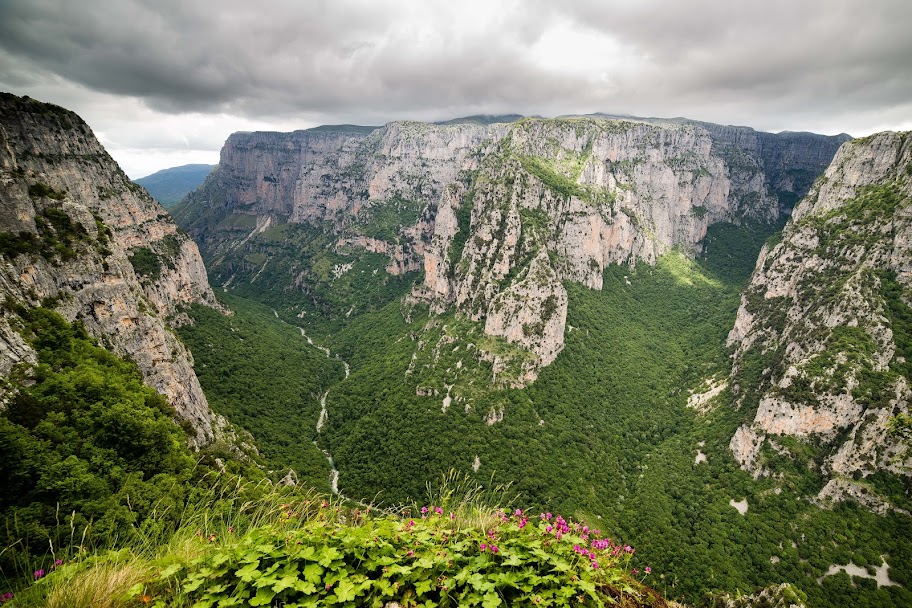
181;114;845;381
0;93;222;444
727;131;912;486
419;118;845;376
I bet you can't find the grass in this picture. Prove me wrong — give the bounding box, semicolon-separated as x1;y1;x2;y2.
5;473;662;608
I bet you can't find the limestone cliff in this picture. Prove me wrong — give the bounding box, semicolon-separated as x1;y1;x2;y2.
180;121;508;273
179;115;845;381
727;132;912;496
419;118;846;375
0;93;222;444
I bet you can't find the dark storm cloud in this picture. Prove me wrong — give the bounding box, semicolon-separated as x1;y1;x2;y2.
1;0;910;136
0;0;579;120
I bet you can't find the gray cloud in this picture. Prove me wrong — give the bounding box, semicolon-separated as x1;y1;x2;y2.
2;0;910;175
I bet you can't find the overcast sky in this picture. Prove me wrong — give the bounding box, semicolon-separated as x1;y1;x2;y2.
2;0;911;178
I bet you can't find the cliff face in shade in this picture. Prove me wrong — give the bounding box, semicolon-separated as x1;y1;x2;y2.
727;132;912;500
0;93;223;444
178;115;846;381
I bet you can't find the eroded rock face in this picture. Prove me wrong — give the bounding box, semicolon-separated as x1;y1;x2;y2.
727;131;912;484
0;93;222;444
420;119;845;376
184;115;845;380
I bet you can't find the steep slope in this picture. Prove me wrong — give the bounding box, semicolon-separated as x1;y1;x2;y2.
176;115;846;383
727;132;912;507
134;163;215;207
0;93;222;443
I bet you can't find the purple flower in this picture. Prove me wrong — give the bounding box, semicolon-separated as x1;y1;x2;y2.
0;592;14;603
54;559;63;566
421;506;428;515
645;566;652;574
545;525;553;533
490;545;499;553
479;543;487;552
435;506;443;515
590;561;599;569
34;569;45;579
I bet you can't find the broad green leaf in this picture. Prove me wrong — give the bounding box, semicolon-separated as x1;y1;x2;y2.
414;579;433;596
159;563;183;579
332;578;357;603
272;574;300;593
303;563;324;584
318;546;342;567
293;579;318;594
235;561;261;583
248;586;276;606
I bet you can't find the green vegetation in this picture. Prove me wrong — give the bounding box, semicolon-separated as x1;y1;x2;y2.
129;247;163;280
0;207;97;263
0;308;198;578
27;182;67;201
352;196;424;243
517;156;616;207
446;182;475;272
186;220;419;334
0;93;83;131
154;506;652;607
176;295;344;492
5;475;657;608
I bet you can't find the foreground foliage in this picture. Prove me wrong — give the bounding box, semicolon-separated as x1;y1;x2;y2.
5;475;661;608
149;507;654;607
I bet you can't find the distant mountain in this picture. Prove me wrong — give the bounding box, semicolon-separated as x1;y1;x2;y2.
434;114;525;125
135;163;215;207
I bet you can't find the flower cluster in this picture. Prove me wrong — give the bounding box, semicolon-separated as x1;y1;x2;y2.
0;592;13;603
532;511;650;573
418;505;445;517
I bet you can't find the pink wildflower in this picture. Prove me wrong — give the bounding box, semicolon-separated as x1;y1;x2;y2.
34;569;45;579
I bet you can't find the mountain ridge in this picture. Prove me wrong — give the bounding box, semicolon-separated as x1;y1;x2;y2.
0;92;224;443
134;163;215;208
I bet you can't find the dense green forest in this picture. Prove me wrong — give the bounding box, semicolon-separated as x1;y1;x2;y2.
174;220;912;607
0;307;201;577
176;295;344;493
